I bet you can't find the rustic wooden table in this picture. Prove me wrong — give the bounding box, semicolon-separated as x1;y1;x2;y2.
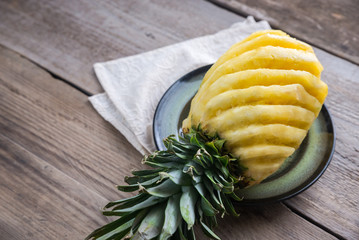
0;0;358;239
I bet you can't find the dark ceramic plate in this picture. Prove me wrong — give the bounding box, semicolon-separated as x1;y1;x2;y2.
153;65;335;204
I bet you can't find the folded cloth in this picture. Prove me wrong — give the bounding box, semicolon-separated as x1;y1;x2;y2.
89;16;271;155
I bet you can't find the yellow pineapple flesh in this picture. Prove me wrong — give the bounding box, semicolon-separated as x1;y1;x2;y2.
182;30;328;186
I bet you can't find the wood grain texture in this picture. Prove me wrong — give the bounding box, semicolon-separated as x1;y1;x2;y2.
0;0;242;94
0;0;358;239
0;45;143;239
208;204;337;240
209;0;359;65
0;45;143;201
0;42;338;240
0;134;108;239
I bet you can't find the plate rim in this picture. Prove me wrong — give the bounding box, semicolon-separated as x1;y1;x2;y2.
153;65;212;150
153;65;336;204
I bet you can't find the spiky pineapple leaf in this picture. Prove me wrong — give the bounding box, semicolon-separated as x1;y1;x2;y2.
105;193;147;209
205;141;220;155
131;208;149;235
136;204;165;239
145;179;181;197
159;194;182;240
205;170;223;191
162;169;192;186
177;221;188;240
198;208;221;240
125;173;159;185
85;211;138;240
132;169;163;176
214;139;226;152
144;159;184;169
200;220;221;240
86;127;246;240
96;220;133;240
231;192;244;202
116;176;160;192
111;194;150;211
180;186;198;230
222;193;240;217
194;183;218;217
103;196;164;216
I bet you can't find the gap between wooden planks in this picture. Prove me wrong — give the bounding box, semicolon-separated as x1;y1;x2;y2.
0;45;338;239
208;0;359;65
0;134;108;239
0;0;242;94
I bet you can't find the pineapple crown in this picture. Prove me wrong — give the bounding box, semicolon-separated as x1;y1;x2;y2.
86;127;248;240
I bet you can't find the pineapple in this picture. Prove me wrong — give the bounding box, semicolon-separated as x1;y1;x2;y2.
87;30;328;240
183;30;327;185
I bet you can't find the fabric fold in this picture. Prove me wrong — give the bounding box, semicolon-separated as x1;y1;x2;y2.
89;16;271;155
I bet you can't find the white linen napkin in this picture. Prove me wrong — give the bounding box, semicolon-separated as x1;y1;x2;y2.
89;16;271;155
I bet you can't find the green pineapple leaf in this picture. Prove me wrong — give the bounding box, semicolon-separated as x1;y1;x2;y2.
86;127;246;240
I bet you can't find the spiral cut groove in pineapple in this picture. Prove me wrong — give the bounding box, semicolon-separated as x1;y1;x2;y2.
183;30;328;185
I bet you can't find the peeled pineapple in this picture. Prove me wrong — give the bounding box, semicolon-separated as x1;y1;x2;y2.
88;30;329;240
183;30;328;185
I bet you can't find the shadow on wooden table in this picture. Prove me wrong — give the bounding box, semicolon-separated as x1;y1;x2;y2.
196;202;336;239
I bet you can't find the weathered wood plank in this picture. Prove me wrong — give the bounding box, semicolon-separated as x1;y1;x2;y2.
208;204;337;240
0;43;338;239
209;0;359;65
0;45;142;201
0;134;109;240
0;0;242;94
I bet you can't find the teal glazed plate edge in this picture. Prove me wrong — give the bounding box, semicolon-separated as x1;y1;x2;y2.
153;65;336;204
